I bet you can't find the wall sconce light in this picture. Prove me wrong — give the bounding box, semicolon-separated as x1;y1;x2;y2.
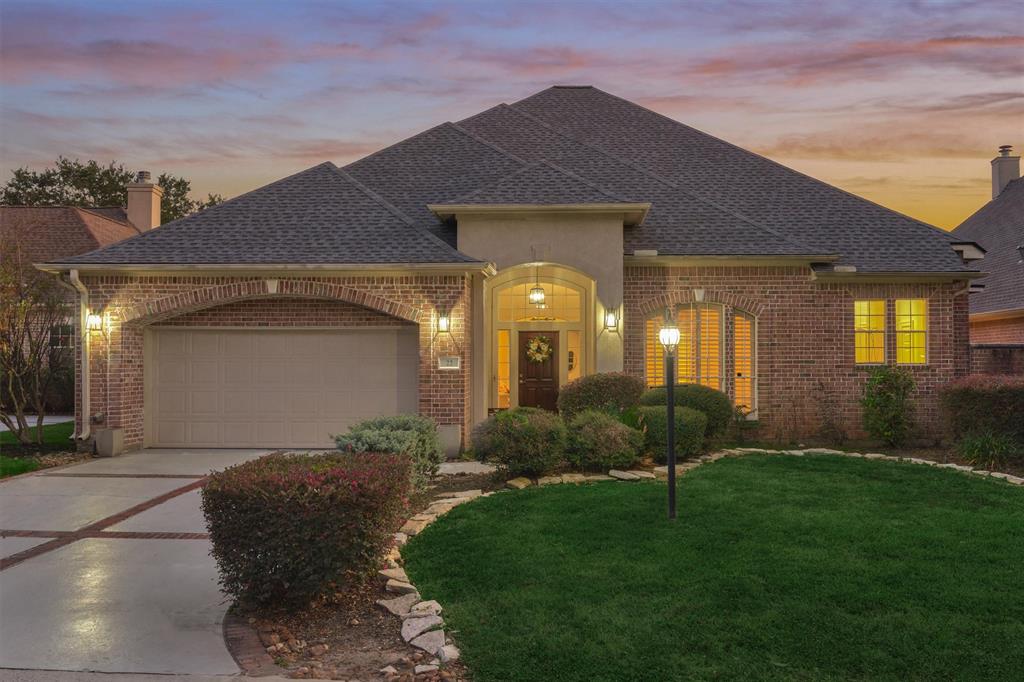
86;313;104;333
605;311;618;331
437;314;450;333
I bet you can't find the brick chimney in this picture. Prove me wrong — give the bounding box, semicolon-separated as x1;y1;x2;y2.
991;145;1020;199
126;170;163;231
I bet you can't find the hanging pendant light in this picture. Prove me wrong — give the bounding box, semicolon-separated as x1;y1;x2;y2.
528;265;546;307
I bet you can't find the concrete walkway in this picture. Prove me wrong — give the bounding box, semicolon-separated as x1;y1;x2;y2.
0;448;269;676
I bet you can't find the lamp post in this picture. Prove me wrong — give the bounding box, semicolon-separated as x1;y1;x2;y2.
658;322;681;520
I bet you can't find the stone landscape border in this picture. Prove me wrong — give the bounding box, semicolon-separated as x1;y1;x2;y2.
382;447;1022;677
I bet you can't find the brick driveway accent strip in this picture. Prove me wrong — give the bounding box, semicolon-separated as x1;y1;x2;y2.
0;476;208;571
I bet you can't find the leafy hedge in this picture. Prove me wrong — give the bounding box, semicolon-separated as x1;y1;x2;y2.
335;414;443;490
557;372;646;421
939;374;1024;444
472;407;567;477
201;452;411;608
566;410;644;471
639;384;732;440
637;406;707;462
861;366;915;446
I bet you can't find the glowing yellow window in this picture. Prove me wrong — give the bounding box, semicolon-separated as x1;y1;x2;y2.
496;329;511;408
644;305;720;388
854;300;885;364
895;299;927;365
734;314;754;412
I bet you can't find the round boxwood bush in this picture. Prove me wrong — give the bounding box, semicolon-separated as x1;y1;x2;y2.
335;414;444;491
201;452;412;608
557;372;646;420
472;407;567;478
567;409;644;471
636;405;707;462
639;384;732;440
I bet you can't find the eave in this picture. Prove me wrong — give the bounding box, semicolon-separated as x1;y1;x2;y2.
969;307;1024;322
810;269;986;283
35;261;498;277
624;253;840;267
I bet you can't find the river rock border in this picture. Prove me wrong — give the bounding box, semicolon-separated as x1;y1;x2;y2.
374;489;495;675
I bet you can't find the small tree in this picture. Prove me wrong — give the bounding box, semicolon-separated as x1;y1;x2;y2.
0;242;72;445
861;366;916;447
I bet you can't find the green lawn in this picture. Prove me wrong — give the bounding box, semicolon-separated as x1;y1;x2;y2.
0;454;40;478
0;420;74;447
403;455;1024;682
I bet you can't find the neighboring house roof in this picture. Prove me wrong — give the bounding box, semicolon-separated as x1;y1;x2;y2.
53;86;973;273
953;178;1024;314
0;206;139;263
55;163;481;265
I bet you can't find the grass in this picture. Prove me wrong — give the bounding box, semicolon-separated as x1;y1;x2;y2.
0;454;41;478
403;455;1024;681
0;420;74;447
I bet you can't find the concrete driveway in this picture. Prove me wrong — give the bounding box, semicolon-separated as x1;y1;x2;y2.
0;449;270;676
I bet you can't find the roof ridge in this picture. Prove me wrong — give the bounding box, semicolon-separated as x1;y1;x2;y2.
536;159;633;202
503;102;822;255
449;120;531;167
444;158;631;204
343;122;464;172
588;86;957;242
329;164;480;263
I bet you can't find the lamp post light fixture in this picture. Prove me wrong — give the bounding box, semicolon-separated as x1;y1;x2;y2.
658;321;681;520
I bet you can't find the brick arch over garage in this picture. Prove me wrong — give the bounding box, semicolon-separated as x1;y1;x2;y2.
121;278;422;327
636;289;766;318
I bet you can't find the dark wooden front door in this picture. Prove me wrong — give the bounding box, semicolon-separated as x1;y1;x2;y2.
518;331;559;411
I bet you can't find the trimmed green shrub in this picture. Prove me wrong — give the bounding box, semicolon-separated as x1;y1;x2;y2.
639;384;732;440
955;431;1021;470
939;374;1024;445
335;414;443;491
472;407;567;477
567;410;644;471
861;366;916;446
202;452;411;608
557;372;646;420
636;405;707;462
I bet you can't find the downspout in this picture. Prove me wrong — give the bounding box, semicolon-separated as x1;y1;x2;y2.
68;269;91;441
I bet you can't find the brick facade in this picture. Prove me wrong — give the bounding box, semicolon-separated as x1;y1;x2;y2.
971;345;1024;375
76;274;472;450
969;316;1024;344
623;265;971;441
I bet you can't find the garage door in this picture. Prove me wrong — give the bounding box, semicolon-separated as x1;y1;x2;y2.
148;328;418;448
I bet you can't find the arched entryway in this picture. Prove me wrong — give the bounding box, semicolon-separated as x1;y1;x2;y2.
486;264;596;411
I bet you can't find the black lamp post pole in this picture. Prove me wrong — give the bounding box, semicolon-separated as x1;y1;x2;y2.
666;352;676;520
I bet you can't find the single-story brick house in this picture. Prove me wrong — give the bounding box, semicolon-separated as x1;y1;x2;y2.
40;86;986;455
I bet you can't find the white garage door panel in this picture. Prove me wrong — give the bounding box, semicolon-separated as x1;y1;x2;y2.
149;328;418;448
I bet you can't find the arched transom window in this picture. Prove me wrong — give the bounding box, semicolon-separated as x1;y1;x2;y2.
645;303;757;414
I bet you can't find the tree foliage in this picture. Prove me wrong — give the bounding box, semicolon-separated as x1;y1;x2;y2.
1;157;222;223
0;241;72;445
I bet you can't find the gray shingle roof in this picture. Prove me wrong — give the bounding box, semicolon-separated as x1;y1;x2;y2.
953;178;1024;314
58;86;975;272
437;159;633;205
55;163;479;265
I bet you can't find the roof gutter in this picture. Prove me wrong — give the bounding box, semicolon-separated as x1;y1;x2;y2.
811;270;986;283
68;269;91;442
36;261;498;277
624;253;840;266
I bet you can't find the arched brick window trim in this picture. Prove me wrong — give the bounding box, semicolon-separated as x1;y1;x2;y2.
120;279;422;327
636;290;766;319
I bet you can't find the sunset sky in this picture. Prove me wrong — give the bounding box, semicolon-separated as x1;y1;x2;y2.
1;0;1021;229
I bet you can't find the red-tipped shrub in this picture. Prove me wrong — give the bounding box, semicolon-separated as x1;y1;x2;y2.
201;452;411;608
939;374;1024;444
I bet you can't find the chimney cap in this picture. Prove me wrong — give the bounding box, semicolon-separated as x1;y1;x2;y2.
134;170;152;183
998;145;1014;157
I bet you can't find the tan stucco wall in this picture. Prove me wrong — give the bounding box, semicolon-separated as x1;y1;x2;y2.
457;211;625;374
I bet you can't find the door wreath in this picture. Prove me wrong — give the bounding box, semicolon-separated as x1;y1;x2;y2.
525;335;554;363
